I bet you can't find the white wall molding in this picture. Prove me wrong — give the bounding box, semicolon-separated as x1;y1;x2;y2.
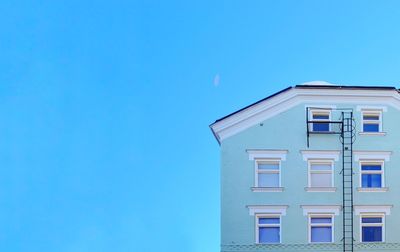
354;151;392;161
300;205;341;216
247;205;288;216
354;205;393;215
357;105;388;112
300;150;340;161
247;150;288;160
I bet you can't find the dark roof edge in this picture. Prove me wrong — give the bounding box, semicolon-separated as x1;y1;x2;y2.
212;86;293;124
295;84;398;90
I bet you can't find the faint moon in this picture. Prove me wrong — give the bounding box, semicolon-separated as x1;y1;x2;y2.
213;74;220;87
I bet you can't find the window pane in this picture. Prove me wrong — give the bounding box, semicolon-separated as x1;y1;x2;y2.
363;123;379;132
362;217;382;223
311;164;331;171
311;217;332;224
362;174;382;188
361;165;382;171
313;123;329;132
258;163;279;170
363;115;379;120
310;173;332;187
311;227;332;242
313;114;329;119
259;227;280;243
362;226;382;242
259;218;280;224
258;173;279;187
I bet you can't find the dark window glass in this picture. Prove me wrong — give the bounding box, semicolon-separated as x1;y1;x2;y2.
362;226;382;242
362;174;382;188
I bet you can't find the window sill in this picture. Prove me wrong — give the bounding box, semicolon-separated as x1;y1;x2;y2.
357;187;388;192
251;187;284;192
305;187;337;192
359;132;386;136
309;131;336;134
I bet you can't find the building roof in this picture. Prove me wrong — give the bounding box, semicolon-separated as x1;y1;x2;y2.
210;82;400;144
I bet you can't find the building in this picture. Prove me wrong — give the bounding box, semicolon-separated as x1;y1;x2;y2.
210;82;400;252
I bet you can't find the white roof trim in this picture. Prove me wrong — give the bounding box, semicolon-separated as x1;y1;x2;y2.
247;205;288;216
247;149;288;160
300;205;341;216
354;205;393;215
356;105;388;112
211;87;400;143
354;151;392;161
300;150;340;161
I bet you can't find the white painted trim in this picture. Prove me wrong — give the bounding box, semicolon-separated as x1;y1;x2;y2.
251;187;284;192
357;105;388;112
301;150;340;161
357;187;388;192
307;160;334;188
308;214;334;243
353;205;393;215
253;159;281;188
309;108;332;132
360;110;383;133
305;187;337;192
211;87;400;142
247;150;288;160
354;151;392;161
247;205;288;216
358;160;385;188
300;205;341;216
305;104;337;109
359;132;386;136
359;213;385;243
255;214;282;244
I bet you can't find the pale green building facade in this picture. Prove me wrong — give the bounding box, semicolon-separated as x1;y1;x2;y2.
211;83;400;252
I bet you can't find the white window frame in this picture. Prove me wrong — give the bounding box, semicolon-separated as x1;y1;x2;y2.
308;159;334;188
308;214;334;243
360;213;385;243
255;214;282;244
359;160;385;189
361;110;382;133
310;109;332;132
255;159;281;188
255;214;281;244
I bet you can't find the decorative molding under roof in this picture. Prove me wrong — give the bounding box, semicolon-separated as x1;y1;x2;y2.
210;85;400;144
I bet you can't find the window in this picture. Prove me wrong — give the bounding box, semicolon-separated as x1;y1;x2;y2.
361;215;384;242
256;215;281;244
308;161;333;188
309;215;333;243
360;161;384;188
311;110;331;132
255;160;280;188
362;111;382;133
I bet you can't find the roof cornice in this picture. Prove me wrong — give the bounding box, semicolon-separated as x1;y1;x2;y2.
210;86;400;144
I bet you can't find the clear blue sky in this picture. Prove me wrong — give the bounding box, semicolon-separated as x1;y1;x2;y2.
1;1;400;251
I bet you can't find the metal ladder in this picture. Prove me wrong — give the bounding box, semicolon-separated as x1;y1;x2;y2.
340;111;355;252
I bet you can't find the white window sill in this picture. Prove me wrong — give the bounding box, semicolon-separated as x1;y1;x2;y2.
305;187;337;192
255;242;281;245
251;187;284;192
357;187;389;192
309;131;336;134
359;132;386;136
